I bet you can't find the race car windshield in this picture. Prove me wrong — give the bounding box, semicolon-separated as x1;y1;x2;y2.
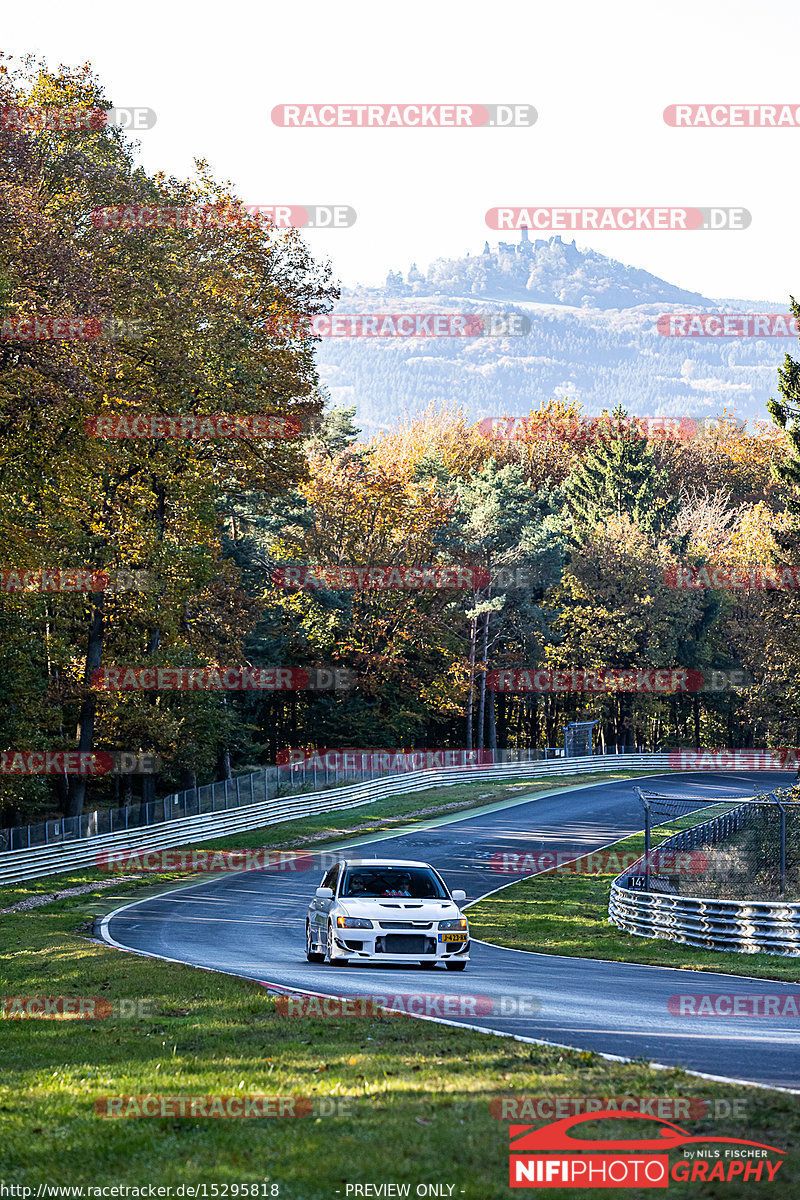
340;866;449;899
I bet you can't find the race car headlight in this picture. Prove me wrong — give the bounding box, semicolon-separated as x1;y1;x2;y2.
438;918;468;930
336;916;374;928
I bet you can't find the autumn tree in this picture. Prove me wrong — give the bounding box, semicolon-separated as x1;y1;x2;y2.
0;56;335;820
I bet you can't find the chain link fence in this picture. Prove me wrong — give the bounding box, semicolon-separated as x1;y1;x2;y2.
632;785;800;901
0;747;571;852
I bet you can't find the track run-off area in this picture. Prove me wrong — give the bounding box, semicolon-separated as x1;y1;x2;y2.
101;771;800;1091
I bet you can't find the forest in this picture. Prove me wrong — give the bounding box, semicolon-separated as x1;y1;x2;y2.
2;58;800;828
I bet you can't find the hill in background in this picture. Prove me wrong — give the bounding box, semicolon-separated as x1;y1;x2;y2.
316;233;791;435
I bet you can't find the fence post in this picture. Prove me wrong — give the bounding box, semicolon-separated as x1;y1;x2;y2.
224;778;229;809
779;802;787;896
250;775;255;805
643;801;651;891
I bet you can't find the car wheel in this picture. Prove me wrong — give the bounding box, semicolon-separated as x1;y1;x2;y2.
306;922;324;963
445;960;467;971
326;922;349;967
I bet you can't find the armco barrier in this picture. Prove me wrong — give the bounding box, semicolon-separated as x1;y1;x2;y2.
1;749;565;851
609;800;800;956
609;886;800;956
0;753;675;886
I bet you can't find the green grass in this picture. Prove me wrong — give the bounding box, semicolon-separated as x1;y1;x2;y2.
5;770;799;1195
2;893;799;1197
468;810;800;982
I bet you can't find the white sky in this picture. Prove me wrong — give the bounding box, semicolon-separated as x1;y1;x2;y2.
3;0;798;301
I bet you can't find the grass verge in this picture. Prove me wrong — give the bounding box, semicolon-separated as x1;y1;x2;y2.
1;891;799;1196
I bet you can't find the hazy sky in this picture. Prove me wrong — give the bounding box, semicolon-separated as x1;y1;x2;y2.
4;0;798;301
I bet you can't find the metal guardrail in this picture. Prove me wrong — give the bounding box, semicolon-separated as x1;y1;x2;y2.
0;753;673;886
0;747;570;851
609;887;800;956
609;799;800;956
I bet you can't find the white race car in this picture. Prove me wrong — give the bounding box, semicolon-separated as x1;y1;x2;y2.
305;858;470;969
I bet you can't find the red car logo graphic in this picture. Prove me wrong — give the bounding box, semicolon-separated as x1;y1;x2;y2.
510;1110;784;1155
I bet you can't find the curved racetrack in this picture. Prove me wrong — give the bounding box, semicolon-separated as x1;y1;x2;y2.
101;771;800;1090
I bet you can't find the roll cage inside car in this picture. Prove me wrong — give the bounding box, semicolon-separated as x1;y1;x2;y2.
338;864;449;899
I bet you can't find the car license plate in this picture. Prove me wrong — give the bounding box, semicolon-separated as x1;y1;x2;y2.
439;932;467;942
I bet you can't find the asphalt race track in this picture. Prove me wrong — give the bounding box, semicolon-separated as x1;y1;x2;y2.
101;771;800;1090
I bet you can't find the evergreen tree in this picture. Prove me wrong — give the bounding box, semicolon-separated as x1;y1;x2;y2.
433;460;565;749
563;406;679;542
304;405;362;460
766;302;800;548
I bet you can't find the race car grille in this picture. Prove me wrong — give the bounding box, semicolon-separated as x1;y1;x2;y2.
375;935;435;955
378;921;432;929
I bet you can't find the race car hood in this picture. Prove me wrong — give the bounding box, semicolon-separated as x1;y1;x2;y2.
338;898;464;922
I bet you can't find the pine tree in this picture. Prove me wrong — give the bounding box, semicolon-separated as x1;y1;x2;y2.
433;461;565;749
563;406;679;542
305;406;362;460
766;303;800;547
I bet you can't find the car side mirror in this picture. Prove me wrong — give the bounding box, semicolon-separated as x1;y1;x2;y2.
315;886;334;899
451;889;467;902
